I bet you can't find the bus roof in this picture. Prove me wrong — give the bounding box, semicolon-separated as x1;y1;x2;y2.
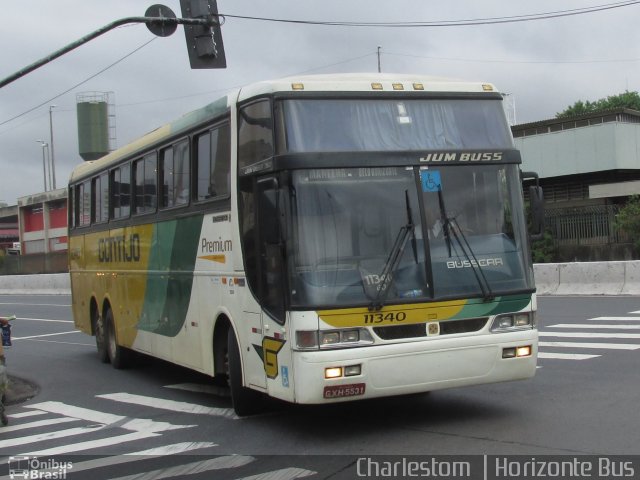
69;73;499;185
237;72;497;101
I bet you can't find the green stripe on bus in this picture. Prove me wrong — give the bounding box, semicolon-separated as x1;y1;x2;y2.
138;215;204;337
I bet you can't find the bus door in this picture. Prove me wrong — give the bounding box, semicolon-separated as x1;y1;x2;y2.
253;176;293;400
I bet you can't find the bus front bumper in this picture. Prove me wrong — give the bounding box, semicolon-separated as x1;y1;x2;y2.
291;329;538;404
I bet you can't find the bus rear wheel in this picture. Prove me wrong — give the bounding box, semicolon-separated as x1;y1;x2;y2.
106;308;130;369
227;328;263;416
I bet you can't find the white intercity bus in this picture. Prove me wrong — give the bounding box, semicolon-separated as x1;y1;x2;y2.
69;73;544;415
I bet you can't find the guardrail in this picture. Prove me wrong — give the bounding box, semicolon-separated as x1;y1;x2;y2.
1;263;640;295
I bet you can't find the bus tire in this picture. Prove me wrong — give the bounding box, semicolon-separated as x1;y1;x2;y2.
106;308;130;369
227;327;263;416
94;311;109;364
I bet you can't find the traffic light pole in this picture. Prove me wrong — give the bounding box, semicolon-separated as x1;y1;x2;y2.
0;14;219;89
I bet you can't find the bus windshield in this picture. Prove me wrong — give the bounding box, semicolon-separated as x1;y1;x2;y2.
282;98;513;152
288;164;532;308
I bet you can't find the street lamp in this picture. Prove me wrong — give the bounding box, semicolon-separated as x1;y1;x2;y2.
36;140;49;191
49;105;57;190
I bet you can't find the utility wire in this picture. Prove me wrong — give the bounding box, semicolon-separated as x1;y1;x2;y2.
385;51;640;65
0;37;157;128
221;0;640;27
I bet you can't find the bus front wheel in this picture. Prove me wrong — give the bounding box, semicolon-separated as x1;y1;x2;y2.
106;308;130;369
227;327;263;416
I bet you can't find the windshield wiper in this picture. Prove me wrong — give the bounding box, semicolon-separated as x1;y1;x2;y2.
368;191;415;311
448;218;495;302
436;188;494;302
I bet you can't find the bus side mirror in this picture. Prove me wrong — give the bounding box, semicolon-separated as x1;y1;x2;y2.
521;171;544;241
529;185;545;241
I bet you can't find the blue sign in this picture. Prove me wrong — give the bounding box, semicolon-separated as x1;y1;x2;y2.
281;366;290;388
420;170;442;192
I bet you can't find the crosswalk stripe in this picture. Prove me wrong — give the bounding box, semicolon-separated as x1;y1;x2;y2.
109;455;255;480
42;442;218;475
538;352;600;360
27;401;193;433
97;393;238;420
539;341;640;350
20;431;160;457
236;467;318;480
0;417;77;433
8;410;46;419
539;332;640;339
0;425;103;449
589;316;640;321
549;323;640;330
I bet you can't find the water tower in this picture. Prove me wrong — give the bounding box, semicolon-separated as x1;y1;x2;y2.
76;92;116;161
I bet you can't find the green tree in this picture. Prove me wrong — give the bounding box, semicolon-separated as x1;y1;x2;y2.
556;91;640;118
614;195;640;253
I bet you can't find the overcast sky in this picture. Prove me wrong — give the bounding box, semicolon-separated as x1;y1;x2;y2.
1;0;639;205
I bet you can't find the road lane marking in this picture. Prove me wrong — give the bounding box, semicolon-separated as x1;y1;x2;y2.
0;425;104;449
539;332;640;339
538;352;600;360
13;331;80;340
97;392;238;420
235;468;318;480
28;339;93;346
588;316;640;321
7;317;74;323
26;401;194;433
0;417;77;433
539;341;640;350
549;323;640;330
40;442;219;475
20;431;160;457
109;455;256;480
0;303;71;307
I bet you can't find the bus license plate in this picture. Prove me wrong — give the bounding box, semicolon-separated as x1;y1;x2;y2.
323;383;366;399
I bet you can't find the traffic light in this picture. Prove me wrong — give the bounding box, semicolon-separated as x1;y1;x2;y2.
180;0;227;69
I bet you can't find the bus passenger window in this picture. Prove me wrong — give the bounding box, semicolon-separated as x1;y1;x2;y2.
196;123;230;201
134;153;157;214
111;164;131;219
79;180;91;226
162;140;190;209
93;173;109;223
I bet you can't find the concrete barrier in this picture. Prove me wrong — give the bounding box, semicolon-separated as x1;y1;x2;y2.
1;263;640;296
555;261;626;296
0;273;70;295
531;263;560;295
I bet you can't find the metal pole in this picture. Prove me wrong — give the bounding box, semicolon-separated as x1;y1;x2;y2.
49;105;57;190
45;144;52;192
36;141;48;191
0;16;217;89
377;46;382;73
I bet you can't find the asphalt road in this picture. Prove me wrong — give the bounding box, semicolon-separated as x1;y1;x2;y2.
0;294;639;479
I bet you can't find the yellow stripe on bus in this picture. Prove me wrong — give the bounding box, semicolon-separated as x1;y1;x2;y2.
317;299;467;328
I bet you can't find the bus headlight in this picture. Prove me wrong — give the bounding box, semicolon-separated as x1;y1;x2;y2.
295;328;374;350
491;313;534;332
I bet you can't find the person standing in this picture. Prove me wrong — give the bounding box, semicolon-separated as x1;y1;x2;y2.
0;316;12;426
